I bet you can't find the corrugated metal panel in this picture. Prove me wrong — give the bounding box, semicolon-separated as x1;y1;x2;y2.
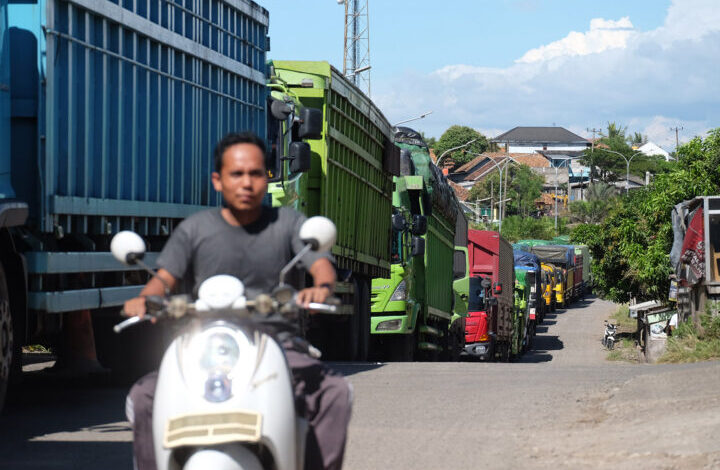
425;212;454;315
39;0;268;235
272;61;394;279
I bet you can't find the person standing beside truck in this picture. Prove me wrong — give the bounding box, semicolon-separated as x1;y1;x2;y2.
123;132;352;470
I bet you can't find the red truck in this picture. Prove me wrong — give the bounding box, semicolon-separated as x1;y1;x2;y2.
463;230;515;361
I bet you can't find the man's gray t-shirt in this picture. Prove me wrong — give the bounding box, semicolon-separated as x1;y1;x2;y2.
157;207;329;298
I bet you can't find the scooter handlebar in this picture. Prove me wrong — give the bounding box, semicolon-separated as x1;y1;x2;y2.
114;315;151;333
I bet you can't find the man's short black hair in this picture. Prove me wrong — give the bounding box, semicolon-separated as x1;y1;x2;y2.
214;132;267;173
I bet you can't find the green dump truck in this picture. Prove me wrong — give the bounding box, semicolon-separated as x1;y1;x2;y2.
266;61;399;361
513;267;533;357
370;127;465;361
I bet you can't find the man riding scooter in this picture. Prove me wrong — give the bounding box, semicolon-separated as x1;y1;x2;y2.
123;132;352;470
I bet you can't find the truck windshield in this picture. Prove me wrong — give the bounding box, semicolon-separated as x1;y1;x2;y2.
468;276;486;311
391;230;403;264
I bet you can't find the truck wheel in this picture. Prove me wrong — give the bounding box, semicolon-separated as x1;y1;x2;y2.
346;278;370;362
0;264;18;412
385;332;414;362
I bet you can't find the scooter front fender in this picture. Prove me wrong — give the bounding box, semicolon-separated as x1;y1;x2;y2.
183;446;262;470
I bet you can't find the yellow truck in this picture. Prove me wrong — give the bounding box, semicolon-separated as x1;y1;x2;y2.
541;263;557;311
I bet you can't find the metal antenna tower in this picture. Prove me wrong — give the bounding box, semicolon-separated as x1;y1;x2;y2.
342;0;371;96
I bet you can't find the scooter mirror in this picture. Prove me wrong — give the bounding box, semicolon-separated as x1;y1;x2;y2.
111;231;147;265
299;216;337;252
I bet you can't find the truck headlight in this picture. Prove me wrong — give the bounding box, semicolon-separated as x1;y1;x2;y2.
390;280;407;301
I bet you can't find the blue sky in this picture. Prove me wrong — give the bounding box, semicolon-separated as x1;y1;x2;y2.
261;0;718;150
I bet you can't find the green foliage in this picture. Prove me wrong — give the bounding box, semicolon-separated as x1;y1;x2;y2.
468;164;544;217
572;128;720;303
434;125;489;165
499;215;568;242
568;183;618;224
420;132;437;149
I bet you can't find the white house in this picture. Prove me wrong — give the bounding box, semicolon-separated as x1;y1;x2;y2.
637;142;671;161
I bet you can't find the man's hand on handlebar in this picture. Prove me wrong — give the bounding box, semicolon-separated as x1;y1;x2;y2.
296;285;333;310
123;296;148;318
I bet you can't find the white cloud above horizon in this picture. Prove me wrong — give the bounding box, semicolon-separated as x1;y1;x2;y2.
374;0;720;151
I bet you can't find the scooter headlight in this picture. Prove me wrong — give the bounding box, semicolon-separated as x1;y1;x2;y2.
200;332;240;373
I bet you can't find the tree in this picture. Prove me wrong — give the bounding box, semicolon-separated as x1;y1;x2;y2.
420;132;437;149
434;125;489;166
468;164;544;217
572;128;720;303
568;183;617;224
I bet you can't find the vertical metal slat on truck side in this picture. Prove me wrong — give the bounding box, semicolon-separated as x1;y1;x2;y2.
42;0;267;236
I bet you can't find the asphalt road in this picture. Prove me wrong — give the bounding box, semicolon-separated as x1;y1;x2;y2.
1;296;719;469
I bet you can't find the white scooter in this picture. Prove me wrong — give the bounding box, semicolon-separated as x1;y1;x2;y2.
111;216;338;470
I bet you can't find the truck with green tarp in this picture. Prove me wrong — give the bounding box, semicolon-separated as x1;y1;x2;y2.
369;127;466;361
266;60;400;361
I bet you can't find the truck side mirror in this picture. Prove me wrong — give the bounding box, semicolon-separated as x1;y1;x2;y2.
411;214;427;236
411;236;425;257
297;108;323;140
493;282;503;295
391;213;407;232
270;99;293;121
288;142;312;173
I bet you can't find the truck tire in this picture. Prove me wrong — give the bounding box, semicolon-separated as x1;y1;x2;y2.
0;264;18;412
385;332;415;362
441;320;464;362
346;277;370;362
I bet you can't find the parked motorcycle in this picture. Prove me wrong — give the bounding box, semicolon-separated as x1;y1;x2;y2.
111;216;338;470
602;320;618;350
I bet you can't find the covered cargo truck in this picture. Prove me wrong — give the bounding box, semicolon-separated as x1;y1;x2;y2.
267;60;399;361
540;263;557;312
574;244;591;294
530;245;576;307
464;230;514;361
370;127;465;361
0;0;270;407
514;249;545;323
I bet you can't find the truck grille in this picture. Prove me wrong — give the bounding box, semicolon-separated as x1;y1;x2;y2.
164;410;262;449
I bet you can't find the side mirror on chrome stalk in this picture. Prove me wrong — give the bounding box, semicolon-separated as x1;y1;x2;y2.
279;216;337;286
111;231;169;295
111;231;147;265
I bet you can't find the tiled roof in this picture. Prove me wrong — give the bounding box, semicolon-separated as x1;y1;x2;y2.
492;126;589;144
451;153;549;182
449;180;470;201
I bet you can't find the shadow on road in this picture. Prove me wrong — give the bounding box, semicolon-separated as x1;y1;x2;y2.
329;362;386;377
519;335;564;363
0;371;132;470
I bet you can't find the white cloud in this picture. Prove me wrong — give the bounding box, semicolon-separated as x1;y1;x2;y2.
517;17;635;64
375;0;720;148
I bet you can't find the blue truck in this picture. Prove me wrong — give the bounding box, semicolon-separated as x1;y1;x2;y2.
0;0;270;409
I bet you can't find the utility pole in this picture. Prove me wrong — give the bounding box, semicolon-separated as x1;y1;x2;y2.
586;127;601;183
670;126;683;160
341;0;371;96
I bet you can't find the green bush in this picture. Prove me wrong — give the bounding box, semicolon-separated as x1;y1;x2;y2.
572;128;720;303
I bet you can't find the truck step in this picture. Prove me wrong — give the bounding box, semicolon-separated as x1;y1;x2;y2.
418;325;442;337
417;341;442;351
